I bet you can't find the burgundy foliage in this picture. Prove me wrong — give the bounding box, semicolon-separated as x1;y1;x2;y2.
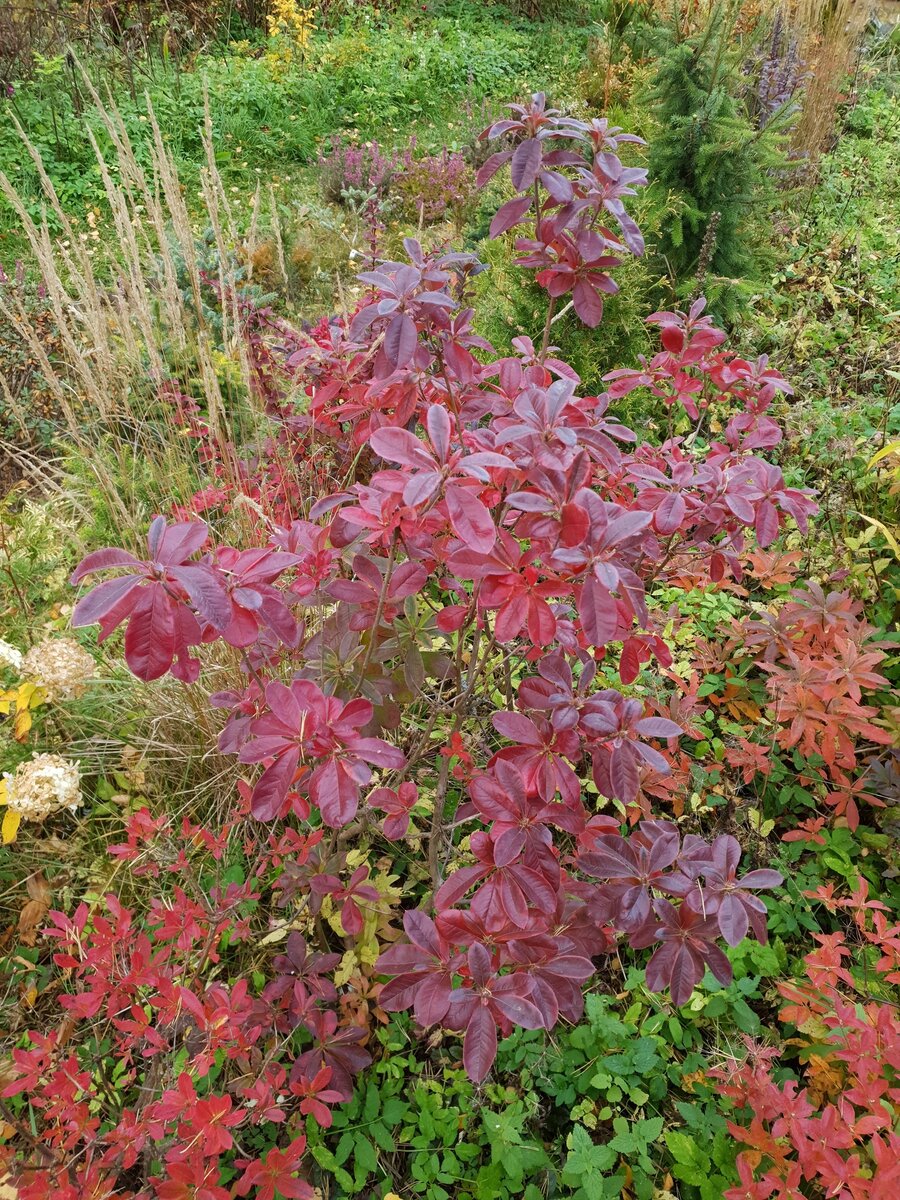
18;95;813;1199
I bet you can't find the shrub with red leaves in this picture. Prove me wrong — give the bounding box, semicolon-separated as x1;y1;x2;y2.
2;97;819;1196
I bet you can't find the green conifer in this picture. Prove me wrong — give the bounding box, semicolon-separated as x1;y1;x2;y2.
642;7;793;319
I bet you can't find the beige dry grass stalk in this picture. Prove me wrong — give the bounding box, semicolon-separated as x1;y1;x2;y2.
790;0;867;156
0;72;333;815
0;67;297;551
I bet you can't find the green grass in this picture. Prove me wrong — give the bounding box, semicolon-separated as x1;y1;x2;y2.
0;3;593;259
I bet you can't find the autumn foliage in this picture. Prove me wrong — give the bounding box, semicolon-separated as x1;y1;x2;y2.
4;94;895;1200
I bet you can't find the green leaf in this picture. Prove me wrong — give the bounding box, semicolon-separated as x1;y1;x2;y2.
665;1130;710;1185
370;1120;395;1153
310;1144;354;1193
362;1081;380;1121
382;1096;409;1125
562;1123;618;1194
354;1135;378;1181
334;1130;354;1166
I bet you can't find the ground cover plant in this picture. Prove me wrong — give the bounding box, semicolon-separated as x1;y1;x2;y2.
0;3;899;1199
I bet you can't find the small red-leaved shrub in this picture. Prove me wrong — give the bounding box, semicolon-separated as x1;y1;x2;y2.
713;879;900;1200
5;96;822;1197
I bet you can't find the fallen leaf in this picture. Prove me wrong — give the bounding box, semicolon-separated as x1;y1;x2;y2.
18;873;50;947
25;872;50;906
17;902;47;948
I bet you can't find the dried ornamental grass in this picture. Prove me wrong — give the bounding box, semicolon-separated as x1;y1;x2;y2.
0;753;82;844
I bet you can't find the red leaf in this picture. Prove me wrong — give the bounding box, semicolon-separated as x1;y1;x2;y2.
71;575;142;632
370;426;431;469
527;595;557;647
489;195;532;239
495;593;527;642
510;138;542;190
169;565;232;631
463;1004;498;1083
426;404;452;462
384;313;418;369
436;605;468;633
123;587;176;681
634;717;682;739
310;759;361;829
578;576;618;647
560;502;589;547
755;501;779;547
445;487;496;554
251;748;300;821
156;519;209;565
619;638;643;685
666;944;701;1008
476;150;512;188
717;894;749;947
654;492;686;535
491;711;541;745
608;745;639;802
572;279;604;327
70;547;141;584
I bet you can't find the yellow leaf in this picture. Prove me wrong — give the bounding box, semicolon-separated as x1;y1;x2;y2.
806;1053;844;1107
2;809;21;844
13;708;33;741
856;513;900;559
257;926;290;947
15;682;37;709
334;949;360;989
868;440;900;467
726;700;762;722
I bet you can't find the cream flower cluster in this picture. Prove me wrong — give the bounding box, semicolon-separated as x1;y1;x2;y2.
0;639;23;671
22;637;95;700
3;753;83;822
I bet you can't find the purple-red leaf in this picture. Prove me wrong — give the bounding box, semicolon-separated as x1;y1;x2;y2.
446;487;496;554
462;1004;497;1084
489;195;533;239
510;138;542;191
384;313;418;369
70;548;142;584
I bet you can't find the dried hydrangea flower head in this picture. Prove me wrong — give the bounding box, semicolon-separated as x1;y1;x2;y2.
22;637;94;701
0;639;23;672
1;753;82;843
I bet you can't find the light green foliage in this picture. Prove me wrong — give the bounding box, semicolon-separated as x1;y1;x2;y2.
0;5;586;244
560;1124;622;1198
741;83;900;613
665;1126;736;1200
301;1018;552;1199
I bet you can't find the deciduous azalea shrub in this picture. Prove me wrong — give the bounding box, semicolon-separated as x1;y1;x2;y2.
4;97;828;1198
